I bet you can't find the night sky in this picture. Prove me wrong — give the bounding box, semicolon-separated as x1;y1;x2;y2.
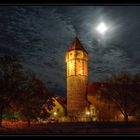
0;6;140;96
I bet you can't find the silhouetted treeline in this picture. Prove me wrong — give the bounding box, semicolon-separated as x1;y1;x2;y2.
0;55;55;127
89;72;140;122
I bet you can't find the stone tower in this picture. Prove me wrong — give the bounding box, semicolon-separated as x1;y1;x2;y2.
65;37;88;118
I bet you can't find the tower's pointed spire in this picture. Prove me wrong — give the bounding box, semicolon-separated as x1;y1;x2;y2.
67;37;88;54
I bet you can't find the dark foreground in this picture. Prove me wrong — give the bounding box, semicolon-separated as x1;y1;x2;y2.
1;122;140;135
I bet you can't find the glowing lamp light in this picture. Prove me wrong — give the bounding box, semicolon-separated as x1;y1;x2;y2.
53;112;57;116
86;111;90;115
96;22;108;35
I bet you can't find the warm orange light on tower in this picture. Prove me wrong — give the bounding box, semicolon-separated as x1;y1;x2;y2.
66;37;88;118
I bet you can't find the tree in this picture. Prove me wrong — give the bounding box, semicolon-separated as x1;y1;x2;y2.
16;74;55;127
98;72;140;122
0;55;26;127
132;73;140;120
87;83;118;122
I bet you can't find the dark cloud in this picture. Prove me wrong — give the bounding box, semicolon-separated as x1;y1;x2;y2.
0;6;139;96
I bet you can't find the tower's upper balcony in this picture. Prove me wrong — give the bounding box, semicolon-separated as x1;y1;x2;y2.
66;37;88;62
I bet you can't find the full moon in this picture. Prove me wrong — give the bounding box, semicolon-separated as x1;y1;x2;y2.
96;22;108;35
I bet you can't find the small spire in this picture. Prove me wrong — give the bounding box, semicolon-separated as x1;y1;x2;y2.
67;37;88;54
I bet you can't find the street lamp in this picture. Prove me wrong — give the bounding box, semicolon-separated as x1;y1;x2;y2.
53;112;57;116
86;111;90;116
86;111;92;122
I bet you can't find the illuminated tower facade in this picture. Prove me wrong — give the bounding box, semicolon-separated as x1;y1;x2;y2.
65;37;88;118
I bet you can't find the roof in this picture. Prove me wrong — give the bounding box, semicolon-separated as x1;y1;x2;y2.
87;82;105;96
67;37;88;54
55;96;67;110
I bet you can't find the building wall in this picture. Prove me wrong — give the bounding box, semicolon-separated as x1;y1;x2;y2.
48;97;65;119
66;50;88;117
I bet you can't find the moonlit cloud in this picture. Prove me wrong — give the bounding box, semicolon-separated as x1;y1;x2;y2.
0;6;139;96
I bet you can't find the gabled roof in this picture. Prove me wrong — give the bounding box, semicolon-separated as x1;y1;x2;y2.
67;37;88;54
55;96;67;110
